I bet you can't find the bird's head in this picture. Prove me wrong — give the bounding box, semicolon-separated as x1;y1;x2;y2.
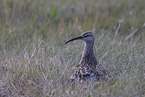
65;31;95;44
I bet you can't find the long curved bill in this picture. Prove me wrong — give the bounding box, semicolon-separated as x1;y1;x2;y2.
65;36;82;45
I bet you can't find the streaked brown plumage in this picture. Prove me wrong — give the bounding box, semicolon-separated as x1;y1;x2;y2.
65;31;111;83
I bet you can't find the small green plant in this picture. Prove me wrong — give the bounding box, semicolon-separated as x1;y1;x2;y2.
50;6;57;20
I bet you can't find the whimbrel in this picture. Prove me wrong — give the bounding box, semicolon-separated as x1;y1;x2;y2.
65;31;111;83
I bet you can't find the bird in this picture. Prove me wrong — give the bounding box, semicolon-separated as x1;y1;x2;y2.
65;31;111;83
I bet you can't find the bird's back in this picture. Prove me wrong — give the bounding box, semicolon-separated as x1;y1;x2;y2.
70;58;111;83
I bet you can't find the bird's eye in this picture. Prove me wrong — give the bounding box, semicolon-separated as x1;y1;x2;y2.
83;35;90;38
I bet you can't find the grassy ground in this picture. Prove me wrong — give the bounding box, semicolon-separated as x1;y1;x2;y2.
0;0;145;96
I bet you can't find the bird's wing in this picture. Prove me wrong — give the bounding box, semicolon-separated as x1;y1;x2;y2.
70;64;92;80
70;63;111;81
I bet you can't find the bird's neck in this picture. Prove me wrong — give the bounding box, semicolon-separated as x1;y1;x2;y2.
83;42;94;57
80;42;98;64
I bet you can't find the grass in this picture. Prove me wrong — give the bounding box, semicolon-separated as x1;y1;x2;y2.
0;0;145;96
